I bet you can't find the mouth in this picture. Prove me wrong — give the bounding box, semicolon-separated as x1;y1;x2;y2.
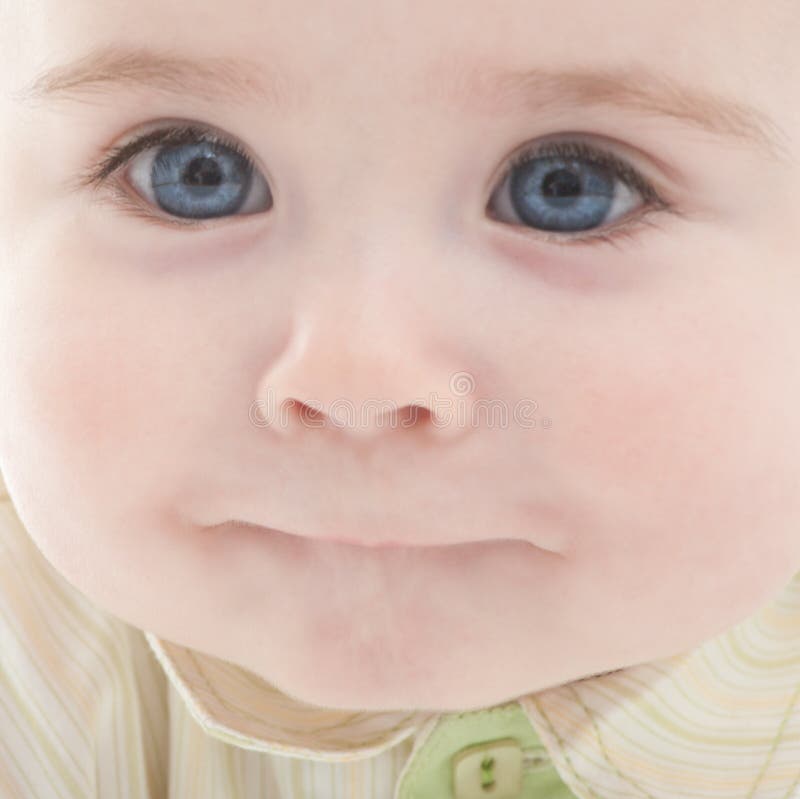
215;519;471;549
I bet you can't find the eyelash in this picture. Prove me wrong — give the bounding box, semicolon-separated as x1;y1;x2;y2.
78;123;672;247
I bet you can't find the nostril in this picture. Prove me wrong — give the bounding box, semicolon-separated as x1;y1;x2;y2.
296;400;432;433
271;397;453;440
397;403;431;428
296;400;325;427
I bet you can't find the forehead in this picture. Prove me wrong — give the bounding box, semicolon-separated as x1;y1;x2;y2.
10;0;796;90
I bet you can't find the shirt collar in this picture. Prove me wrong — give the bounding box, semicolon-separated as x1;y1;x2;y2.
144;628;434;760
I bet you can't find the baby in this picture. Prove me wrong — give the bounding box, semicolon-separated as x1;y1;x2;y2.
1;1;799;797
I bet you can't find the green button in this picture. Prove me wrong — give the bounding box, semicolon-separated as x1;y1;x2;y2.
452;738;522;799
394;702;579;799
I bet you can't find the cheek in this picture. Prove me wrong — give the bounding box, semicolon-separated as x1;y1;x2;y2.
11;310;154;470
555;299;800;621
0;315;147;563
0;297;210;600
31;338;135;456
0;252;194;547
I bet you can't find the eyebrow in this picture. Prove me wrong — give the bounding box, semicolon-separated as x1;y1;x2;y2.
14;44;794;165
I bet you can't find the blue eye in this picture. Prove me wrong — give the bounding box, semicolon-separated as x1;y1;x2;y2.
139;138;268;220
487;138;670;247
80;123;272;228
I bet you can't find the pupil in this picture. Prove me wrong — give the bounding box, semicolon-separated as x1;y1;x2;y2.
543;168;581;199
185;157;223;187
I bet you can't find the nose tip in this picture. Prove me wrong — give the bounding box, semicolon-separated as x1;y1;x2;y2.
254;313;478;442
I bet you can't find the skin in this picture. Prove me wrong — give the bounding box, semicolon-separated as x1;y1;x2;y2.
1;1;799;714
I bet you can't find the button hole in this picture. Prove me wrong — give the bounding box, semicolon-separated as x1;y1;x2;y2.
480;755;496;789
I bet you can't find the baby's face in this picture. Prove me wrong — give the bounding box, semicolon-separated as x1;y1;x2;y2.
1;0;799;714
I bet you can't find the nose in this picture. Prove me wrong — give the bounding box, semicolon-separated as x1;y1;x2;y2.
255;303;476;442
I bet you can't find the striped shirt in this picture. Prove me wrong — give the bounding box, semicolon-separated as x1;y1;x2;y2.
1;470;799;798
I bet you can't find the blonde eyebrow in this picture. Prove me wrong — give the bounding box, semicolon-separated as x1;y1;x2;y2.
14;44;795;165
431;58;794;165
14;46;295;111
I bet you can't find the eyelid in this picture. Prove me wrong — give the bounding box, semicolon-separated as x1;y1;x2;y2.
502;209;670;250
93;179;229;231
